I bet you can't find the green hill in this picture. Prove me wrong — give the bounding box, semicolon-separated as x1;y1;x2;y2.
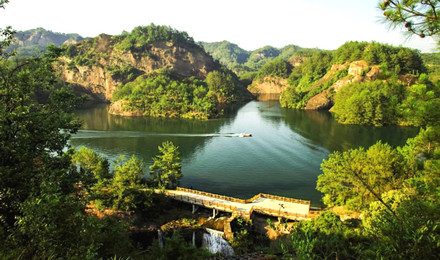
57;24;251;119
202;41;308;72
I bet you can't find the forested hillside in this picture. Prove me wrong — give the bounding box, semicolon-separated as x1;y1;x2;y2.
57;24;251;119
273;41;440;126
201;41;315;76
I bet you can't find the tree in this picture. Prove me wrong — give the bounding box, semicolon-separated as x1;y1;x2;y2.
205;70;242;103
333;80;406;126
379;0;440;38
149;141;182;189
71;146;111;190
285;212;366;260
110;155;152;211
0;37;137;258
362;190;440;259
317;141;406;211
0;46;83;229
255;58;293;80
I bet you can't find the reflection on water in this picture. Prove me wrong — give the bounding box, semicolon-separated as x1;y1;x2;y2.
71;102;418;206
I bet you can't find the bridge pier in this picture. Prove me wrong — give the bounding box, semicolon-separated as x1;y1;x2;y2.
192;204;199;214
212;208;218;218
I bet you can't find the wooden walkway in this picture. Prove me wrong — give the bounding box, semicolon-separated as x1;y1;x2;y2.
158;187;321;220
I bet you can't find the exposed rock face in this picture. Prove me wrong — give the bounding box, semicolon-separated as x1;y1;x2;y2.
58;60;112;101
248;76;287;94
348;60;368;76
398;74;419;86
365;65;381;81
304;60;405;110
108;100;143;116
303;59;419;111
14;28;85;47
288;56;308;67
56;34;220;102
305;90;333;110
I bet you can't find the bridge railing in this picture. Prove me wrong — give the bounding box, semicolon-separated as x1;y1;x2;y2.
176;187;310;205
259;193;310;205
251;206;309;219
166;190;238;212
176;187;247;203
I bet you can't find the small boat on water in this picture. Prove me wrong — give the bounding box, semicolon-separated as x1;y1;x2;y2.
240;133;252;137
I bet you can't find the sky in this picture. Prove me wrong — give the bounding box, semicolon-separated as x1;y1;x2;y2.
0;0;437;52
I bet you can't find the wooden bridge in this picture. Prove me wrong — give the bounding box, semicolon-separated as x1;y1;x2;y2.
157;187;321;221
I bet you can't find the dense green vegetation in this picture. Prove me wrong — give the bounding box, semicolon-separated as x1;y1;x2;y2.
150;141;182;189
61;23;250;119
422;52;440;82
111;67;244;119
333;80;405;126
254;58;293;80
65;24;201;66
333;75;440;126
0;33;211;257
279;41;437;126
1;0;439;258
272;126;439;260
0;45;137;258
202;41;307;81
112;69;217;119
114;24;202;53
201;41;250;68
379;0;440;38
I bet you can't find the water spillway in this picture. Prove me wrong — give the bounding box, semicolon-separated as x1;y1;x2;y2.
202;228;234;257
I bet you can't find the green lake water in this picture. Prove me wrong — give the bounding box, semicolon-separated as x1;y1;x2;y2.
71;97;418;206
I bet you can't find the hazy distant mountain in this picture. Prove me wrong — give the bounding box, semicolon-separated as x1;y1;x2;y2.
6;28;85;56
201;41;250;66
201;41;305;71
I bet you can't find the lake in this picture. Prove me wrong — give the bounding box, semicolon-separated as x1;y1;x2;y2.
71;97;418;206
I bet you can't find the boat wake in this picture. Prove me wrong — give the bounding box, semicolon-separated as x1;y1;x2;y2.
71;130;251;139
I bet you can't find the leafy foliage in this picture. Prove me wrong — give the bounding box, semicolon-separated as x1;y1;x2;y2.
149;141;182;189
147;231;213;260
333;75;440;126
71;146;111;190
0;47;82;229
281;58;346;110
333;80;406;126
284;212;367;259
110;155;152;211
115;24;201;53
72;147;153;212
202;41;250;68
0;40;137;258
255;58;293;80
112;68;219;119
399;74;440;126
317;141;406;211
205;69;243;103
310;127;440;259
331;41;425;74
281;41;427;111
379;0;440;38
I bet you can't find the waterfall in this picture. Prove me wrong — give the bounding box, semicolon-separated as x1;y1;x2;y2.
202;228;234;257
157;230;164;249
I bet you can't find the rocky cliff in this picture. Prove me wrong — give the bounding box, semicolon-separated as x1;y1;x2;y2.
248;76;288;94
304;60;417;110
56;33;221;102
